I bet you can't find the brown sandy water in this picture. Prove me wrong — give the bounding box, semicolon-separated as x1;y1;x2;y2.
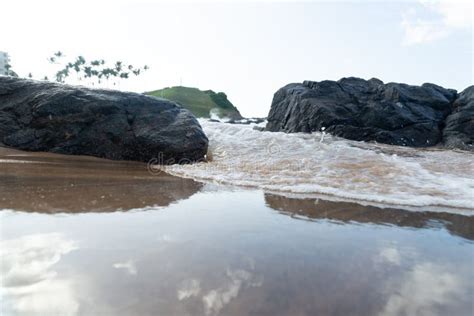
166;120;474;210
1;147;473;316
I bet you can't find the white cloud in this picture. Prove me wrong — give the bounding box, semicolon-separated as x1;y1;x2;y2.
401;14;449;45
381;262;468;316
199;267;263;316
177;279;201;300
377;247;402;266
0;233;79;316
401;0;473;45
202;269;253;316
112;260;138;275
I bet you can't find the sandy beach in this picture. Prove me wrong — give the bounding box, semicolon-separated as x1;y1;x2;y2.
2;1;473;314
1;147;473;315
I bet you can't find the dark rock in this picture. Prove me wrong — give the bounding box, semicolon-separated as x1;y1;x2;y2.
0;77;208;163
442;86;474;151
265;77;460;148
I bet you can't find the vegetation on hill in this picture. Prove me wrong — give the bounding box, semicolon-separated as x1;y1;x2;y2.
5;51;148;87
146;86;242;119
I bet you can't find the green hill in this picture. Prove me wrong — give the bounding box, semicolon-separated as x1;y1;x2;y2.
146;86;242;119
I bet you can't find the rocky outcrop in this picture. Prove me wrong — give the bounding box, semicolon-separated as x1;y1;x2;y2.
0;77;208;162
442;86;474;151
266;77;472;149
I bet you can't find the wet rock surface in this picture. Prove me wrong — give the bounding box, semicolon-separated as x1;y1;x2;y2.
0;77;208;162
442;86;474;151
266;77;472;150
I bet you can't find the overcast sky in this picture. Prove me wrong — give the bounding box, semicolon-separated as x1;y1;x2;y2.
2;0;472;117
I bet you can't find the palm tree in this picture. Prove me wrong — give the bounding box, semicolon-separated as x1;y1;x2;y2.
49;51;64;64
4;63;18;77
40;52;149;87
55;68;69;83
72;56;86;81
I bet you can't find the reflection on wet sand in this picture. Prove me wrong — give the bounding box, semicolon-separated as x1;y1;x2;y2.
380;262;467;316
1;188;473;315
1;148;473;316
1;233;79;316
0;147;202;212
265;194;474;241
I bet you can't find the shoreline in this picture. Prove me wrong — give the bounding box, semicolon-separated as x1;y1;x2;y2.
1;146;473;215
1;146;473;242
1;146;473;316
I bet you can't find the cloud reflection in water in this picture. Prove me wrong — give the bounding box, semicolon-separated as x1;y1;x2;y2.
0;233;79;316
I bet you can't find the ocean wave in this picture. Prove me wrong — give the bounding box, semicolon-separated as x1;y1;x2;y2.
164;120;474;212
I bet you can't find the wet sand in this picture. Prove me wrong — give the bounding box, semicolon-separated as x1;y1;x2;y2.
0;147;202;212
1;147;473;316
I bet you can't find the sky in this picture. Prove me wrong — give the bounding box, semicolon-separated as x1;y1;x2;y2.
1;0;472;117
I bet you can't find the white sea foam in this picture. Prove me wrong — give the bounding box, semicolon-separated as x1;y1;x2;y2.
164;120;474;213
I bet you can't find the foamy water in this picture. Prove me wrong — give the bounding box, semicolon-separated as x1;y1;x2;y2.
164;120;474;213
